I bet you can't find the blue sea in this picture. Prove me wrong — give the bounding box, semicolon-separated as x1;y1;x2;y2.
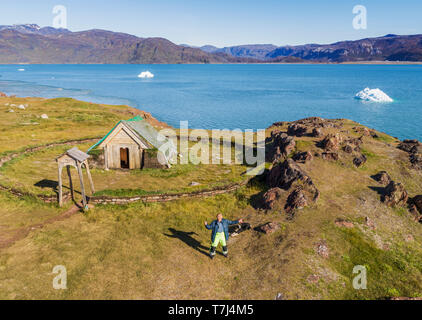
0;64;421;140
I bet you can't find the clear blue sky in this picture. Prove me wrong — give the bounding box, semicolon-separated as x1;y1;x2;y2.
1;0;421;47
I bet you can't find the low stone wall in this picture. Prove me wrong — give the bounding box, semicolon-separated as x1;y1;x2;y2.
0;137;250;206
0;137;99;203
89;180;249;205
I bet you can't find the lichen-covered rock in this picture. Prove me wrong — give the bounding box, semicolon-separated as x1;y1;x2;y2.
382;181;409;207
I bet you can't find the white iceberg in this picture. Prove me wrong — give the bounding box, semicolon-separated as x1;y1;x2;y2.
138;71;154;78
18;68;25;71
355;88;393;103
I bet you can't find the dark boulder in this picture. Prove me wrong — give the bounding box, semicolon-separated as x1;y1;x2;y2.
287;123;307;137
311;128;323;138
398;139;421;153
292;151;313;163
410;153;422;170
267;159;312;190
319;134;341;151
372;171;392;185
353;154;367;167
254;222;280;235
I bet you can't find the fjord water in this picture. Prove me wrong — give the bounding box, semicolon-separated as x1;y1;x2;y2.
0;64;421;140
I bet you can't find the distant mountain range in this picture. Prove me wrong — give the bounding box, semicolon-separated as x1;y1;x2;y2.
0;24;250;64
197;34;422;62
1;24;422;64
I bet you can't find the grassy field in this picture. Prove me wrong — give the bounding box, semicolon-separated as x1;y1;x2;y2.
0;96;422;299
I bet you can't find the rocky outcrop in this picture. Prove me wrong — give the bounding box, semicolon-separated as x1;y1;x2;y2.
398;139;421;153
262;187;283;210
284;187;308;214
321;152;339;161
311;128;323;138
269;131;296;162
382;181;409;207
292;151;313;163
319;134;341;151
267;159;313;190
265;159;319;214
353;154;367;167
0;91;7;97
335;218;354;228
255;222;280;234
287;124;307;137
398;139;422;170
372;171;392;185
409;195;422;222
410;153;422;170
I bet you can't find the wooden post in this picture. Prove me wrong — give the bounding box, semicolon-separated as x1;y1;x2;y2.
58;163;63;207
66;165;74;202
77;161;87;208
84;160;95;194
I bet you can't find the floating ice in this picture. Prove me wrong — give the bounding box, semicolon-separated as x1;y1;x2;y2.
138;71;154;78
355;88;393;103
18;68;25;71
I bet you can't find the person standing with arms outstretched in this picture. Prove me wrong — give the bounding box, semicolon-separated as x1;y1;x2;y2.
204;213;243;259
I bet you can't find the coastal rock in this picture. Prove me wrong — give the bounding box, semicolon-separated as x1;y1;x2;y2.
292;151;313;163
398;139;421;153
410;153;422;170
284;187;308;214
372;171;392;185
319;134;341;151
267;159;310;190
287;124;307;137
262;187;283;210
270;131;296;160
0;92;7;97
17;104;25;110
353;154;367;167
255;222;280;235
382;181;409;207
311;128;323;138
353;126;371;136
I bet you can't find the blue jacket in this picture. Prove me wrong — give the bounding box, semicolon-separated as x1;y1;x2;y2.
205;218;239;243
